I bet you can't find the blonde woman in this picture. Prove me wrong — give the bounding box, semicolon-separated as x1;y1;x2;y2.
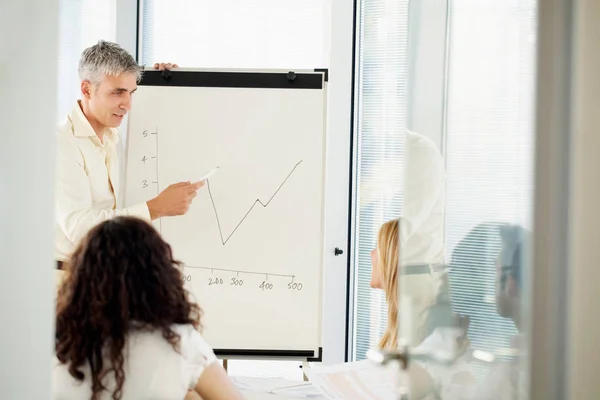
371;218;448;348
370;218;476;399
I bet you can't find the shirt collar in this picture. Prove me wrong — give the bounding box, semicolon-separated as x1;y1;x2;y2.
69;100;120;144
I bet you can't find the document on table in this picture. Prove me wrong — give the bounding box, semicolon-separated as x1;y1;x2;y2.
304;360;402;400
230;376;324;398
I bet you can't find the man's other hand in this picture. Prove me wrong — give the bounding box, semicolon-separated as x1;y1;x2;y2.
153;62;179;71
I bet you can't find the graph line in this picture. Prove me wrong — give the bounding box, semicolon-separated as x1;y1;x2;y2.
185;265;295;279
206;160;303;245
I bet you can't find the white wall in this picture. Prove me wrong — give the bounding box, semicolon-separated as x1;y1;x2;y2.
568;0;600;397
0;0;58;398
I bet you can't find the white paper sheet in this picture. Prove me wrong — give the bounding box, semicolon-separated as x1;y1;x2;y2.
230;376;324;398
304;360;400;400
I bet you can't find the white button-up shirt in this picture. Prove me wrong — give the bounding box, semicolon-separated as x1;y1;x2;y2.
53;324;218;399
401;129;447;266
54;101;150;261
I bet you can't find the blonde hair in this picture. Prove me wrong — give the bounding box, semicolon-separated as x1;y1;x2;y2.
376;219;466;351
376;219;400;350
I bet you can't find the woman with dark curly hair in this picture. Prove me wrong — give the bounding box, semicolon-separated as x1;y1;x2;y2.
52;216;243;400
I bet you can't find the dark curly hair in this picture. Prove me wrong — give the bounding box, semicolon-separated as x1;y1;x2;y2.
55;216;202;400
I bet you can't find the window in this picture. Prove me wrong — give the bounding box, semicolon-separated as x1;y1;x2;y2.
349;0;537;369
140;0;329;69
444;0;537;374
57;0;116;120
139;0;330;380
350;0;409;361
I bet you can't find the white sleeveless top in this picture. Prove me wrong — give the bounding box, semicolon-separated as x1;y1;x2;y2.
53;324;217;400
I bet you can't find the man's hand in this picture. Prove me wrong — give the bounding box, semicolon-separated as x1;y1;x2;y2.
153;62;179;71
147;181;205;220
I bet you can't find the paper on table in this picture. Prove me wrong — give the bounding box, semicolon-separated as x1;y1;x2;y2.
304;360;400;400
230;376;324;398
231;376;290;391
272;383;327;398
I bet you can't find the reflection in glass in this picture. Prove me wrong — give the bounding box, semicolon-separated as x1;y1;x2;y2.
351;0;537;398
396;1;537;398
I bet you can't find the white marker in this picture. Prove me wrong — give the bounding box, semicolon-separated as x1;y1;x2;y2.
198;167;220;182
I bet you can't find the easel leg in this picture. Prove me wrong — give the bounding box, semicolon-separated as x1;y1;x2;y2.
302;361;309;381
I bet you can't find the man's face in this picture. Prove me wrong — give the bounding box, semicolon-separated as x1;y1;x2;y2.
82;73;137;129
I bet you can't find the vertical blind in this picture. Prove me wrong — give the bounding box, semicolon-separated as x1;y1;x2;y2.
57;0;116;121
140;0;329;380
350;0;409;361
444;0;537;375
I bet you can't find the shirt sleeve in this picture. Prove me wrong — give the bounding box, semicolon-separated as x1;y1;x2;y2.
178;324;218;390
55;134;151;246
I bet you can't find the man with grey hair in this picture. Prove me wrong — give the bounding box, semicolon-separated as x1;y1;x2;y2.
54;40;201;268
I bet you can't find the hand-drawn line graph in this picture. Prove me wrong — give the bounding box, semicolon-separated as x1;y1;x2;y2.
206;160;303;245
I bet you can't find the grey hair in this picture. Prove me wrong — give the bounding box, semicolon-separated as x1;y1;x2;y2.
78;40;142;85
